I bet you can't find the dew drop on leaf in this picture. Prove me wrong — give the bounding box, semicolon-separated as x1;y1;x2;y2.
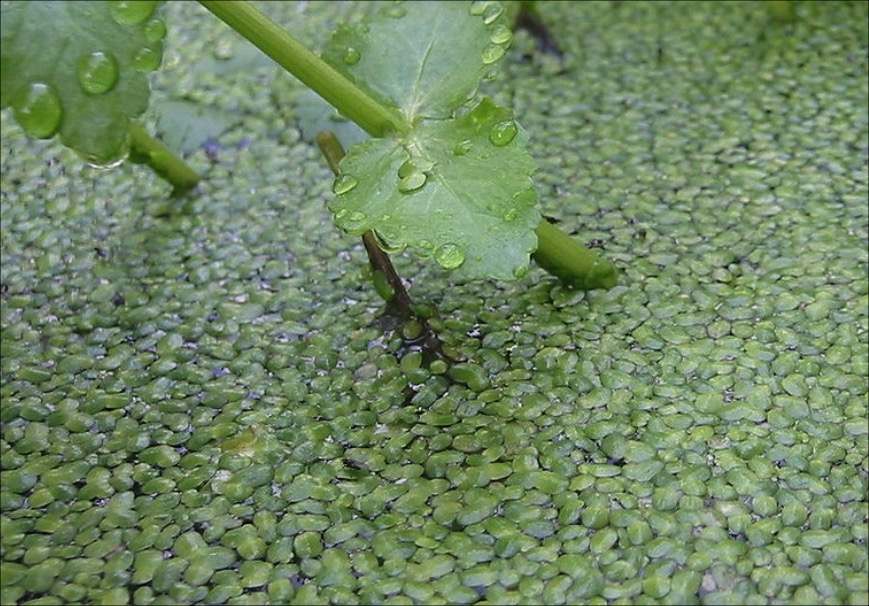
76;51;119;95
481;43;507;65
344;211;368;231
397;159;415;178
452;139;473;156
469;1;491;16
333;174;359;194
418;240;434;256
385;4;407;18
343;47;361;65
109;0;158;25
399;171;427;193
213;40;234;61
490;25;513;45
512;264;529;279
12;82;62;139
482;3;504;24
489;120;518;146
143;18;167;43
503;208;518;221
434;243;465;269
132;47;161;72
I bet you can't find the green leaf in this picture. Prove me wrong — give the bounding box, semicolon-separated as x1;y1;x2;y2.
322;0;513;121
330;98;541;280
0;0;165;165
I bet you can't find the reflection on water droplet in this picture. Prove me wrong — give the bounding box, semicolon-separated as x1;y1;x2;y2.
85;152;128;170
144;18;166;43
77;51;119;95
109;0;158;25
452;139;473;156
481;43;507;65
132;46;161;72
482;3;504;24
503;208;518;221
343;47;361;65
13;82;62;139
434;243;465;269
333;174;358;194
399;171;426;193
489;120;517;146
513;264;529;279
490;24;512;45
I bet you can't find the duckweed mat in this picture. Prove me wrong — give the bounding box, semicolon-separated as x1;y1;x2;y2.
2;1;867;605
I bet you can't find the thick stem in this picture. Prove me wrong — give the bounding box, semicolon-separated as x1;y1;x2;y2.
128;123;200;196
533;219;619;290
198;0;409;138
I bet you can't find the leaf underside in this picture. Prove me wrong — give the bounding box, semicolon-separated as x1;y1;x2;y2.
0;0;164;164
323;1;542;280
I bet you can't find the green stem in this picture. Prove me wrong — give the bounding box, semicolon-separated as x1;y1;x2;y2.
198;0;409;138
533;219;619;290
128;123;200;196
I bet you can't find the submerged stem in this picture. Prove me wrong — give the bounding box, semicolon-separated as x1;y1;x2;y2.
533;219;619;290
128;123;200;197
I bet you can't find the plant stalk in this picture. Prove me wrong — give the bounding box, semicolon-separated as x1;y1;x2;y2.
128;123;200;196
533;219;619;290
198;0;409;138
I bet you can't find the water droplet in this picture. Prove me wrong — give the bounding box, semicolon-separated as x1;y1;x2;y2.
434;243;465;269
343;47;361;65
418;240;434;256
12;82;62;139
76;51;119;95
481;43;507;65
132;46;161;72
333;174;358;195
452;140;473;156
489;120;518;146
399;171;426;193
335;208;349;221
469;1;491;16
385;4;407;18
513;264;529;279
512;188;538;207
397;159;415;178
213;40;234;61
109;0;158;25
504;208;518;221
343;211;368;232
143;18;166;43
482;3;504;24
372;230;404;254
490;24;513;45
